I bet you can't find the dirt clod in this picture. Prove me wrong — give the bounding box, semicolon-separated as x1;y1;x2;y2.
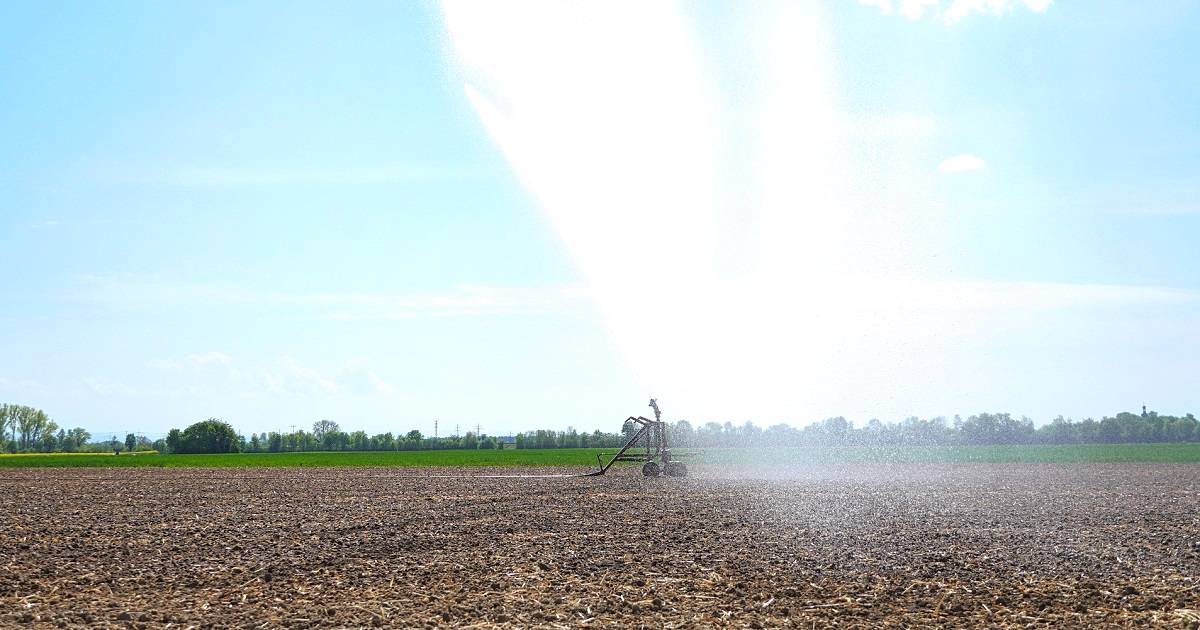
0;464;1196;627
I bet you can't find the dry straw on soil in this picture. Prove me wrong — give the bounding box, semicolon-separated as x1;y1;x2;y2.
0;464;1197;628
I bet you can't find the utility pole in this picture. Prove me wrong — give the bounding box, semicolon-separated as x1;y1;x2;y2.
476;422;481;437
289;424;297;452
455;424;460;438
434;418;438;440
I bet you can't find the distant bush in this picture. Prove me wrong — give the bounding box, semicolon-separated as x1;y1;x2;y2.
167;419;240;454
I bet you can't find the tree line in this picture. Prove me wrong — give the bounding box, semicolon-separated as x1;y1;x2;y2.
507;411;1198;449
0;404;111;453
160;409;1200;454
4;402;1198;455
142;418;529;454
657;410;1200;448
234;422;636;453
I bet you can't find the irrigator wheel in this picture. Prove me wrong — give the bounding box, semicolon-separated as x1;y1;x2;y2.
664;461;687;478
641;461;661;477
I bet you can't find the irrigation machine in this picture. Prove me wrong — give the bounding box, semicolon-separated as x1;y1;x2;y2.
586;398;687;477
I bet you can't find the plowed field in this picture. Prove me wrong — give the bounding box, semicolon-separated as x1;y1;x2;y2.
1;464;1197;628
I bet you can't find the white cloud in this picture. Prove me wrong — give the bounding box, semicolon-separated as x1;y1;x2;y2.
338;359;396;396
859;278;1200;312
1113;203;1200;216
0;377;43;391
261;357;341;396
256;357;396;398
938;153;987;173
146;358;183;370
858;0;895;15
187;351;233;367
900;0;940;20
849;113;938;139
1075;181;1200;216
859;0;1052;23
65;275;589;320
97;164;494;188
83;377;137;397
146;352;395;399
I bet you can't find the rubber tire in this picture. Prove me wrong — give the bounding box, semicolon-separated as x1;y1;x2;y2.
642;461;661;477
664;461;687;478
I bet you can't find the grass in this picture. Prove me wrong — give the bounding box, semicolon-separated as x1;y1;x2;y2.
0;443;1198;468
0;450;161;457
0;448;612;468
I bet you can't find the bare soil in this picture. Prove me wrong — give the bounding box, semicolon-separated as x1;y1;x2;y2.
0;464;1197;628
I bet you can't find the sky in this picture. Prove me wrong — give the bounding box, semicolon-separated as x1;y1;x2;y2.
1;0;1198;439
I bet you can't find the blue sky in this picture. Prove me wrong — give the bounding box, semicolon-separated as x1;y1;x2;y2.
1;1;1197;438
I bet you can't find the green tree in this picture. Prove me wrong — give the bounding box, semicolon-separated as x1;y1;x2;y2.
2;405;56;451
671;420;695;448
347;430;369;451
125;433;137;452
372;432;396;450
0;404;11;450
40;430;58;452
312;419;340;442
323;430;348;451
165;428;184;453
64;427;90;452
1039;416;1076;444
173;419;240;454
